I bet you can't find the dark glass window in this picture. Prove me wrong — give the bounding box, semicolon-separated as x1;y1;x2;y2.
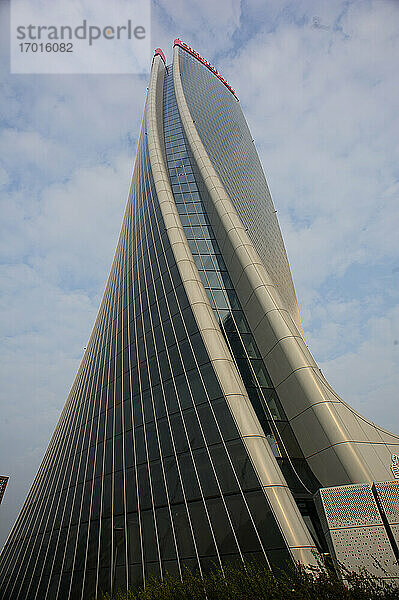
141;510;158;563
206;498;239;555
156;507;177;561
188;501;217;557
171;505;196;559
163;456;184;504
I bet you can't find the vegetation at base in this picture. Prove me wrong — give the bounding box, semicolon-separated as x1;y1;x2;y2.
96;559;399;600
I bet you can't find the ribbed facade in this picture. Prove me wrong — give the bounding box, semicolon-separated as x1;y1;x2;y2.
1;40;399;599
177;48;303;335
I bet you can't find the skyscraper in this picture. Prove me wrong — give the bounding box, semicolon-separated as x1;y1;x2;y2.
1;40;399;599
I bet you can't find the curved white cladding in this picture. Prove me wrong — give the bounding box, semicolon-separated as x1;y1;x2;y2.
176;47;303;337
173;45;399;488
148;55;318;566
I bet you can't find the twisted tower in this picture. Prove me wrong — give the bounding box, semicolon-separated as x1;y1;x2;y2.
1;41;398;599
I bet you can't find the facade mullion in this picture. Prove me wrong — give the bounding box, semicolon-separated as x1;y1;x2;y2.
125;136;147;587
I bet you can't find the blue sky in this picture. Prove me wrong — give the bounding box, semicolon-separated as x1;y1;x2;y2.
1;0;399;547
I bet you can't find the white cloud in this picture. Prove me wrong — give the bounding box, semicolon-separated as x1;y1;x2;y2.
153;0;242;61
321;304;399;433
29;153;132;288
0;155;131;542
0;165;9;186
0;128;70;181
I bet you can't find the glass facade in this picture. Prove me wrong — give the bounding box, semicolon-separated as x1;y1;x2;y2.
163;67;325;546
178;48;302;333
0;57;296;600
171;42;399;583
1;41;342;600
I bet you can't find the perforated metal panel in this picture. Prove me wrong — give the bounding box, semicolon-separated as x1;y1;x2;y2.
0;476;8;505
330;527;399;578
318;483;381;528
374;481;399;525
391;525;399;544
315;483;399;579
374;480;399;549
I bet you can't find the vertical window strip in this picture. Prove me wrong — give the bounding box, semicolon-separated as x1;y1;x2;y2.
139;142;184;580
134;139;164;583
141;138;206;576
79;211;128;600
123;134;146;588
92;207;128;599
164;68;317;500
163;70;276;567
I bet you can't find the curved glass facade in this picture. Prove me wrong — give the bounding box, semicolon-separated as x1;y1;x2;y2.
0;56;293;600
163;67;324;547
178;48;302;333
7;36;394;597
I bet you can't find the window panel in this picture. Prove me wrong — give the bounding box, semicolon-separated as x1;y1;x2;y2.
163;456;184;504
171;504;196;559
224;495;261;553
141;510;158;563
206;497;238;556
193;448;219;497
188;501;217;557
208;446;240;495
156;507;177;561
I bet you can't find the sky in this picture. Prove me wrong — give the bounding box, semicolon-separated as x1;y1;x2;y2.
0;0;398;547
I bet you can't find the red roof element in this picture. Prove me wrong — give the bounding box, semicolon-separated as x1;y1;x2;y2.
173;39;238;101
154;48;166;65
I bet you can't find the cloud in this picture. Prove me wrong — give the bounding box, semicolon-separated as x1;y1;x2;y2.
0;166;9;186
0;154;132;543
223;2;399;296
320;304;399;433
152;0;242;61
29;153;132;288
0;128;70;182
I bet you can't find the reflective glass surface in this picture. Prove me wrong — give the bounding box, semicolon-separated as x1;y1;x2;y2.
163;67;289;571
178;47;302;339
0;55;318;600
163;66;319;501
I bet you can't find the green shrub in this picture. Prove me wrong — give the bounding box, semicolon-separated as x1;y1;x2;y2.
95;559;399;600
